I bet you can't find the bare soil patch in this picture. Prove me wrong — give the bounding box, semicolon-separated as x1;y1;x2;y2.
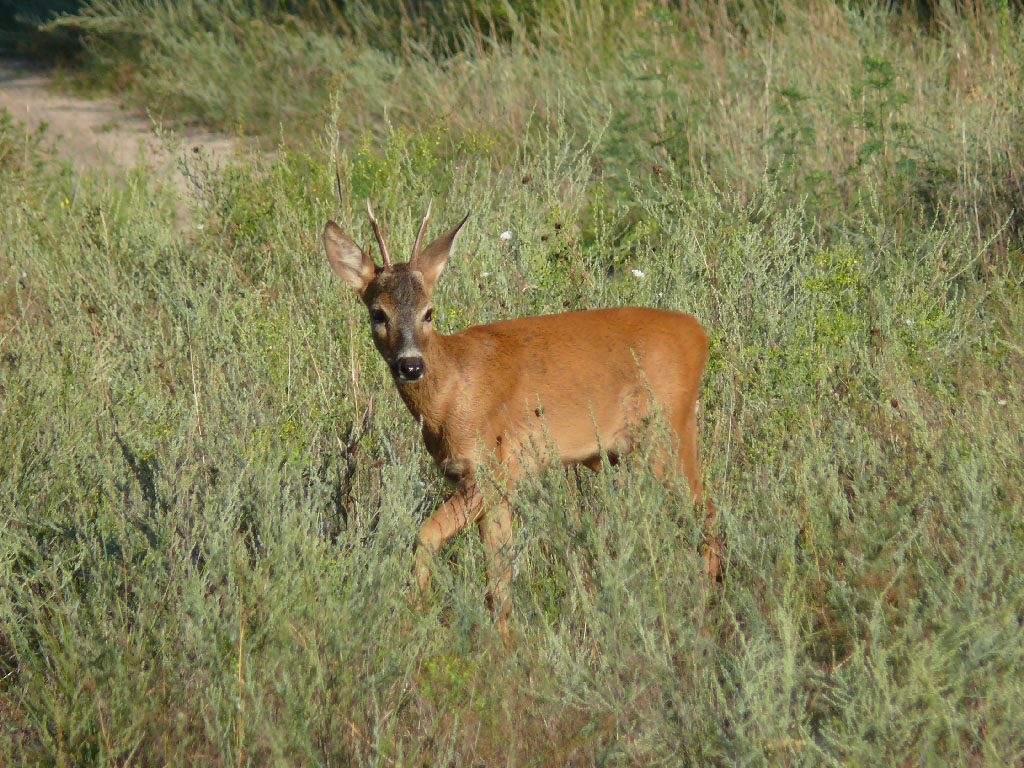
0;60;245;197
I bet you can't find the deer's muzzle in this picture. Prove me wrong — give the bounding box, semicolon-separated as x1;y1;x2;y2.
395;356;426;382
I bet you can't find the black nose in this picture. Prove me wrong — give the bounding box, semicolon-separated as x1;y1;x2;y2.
396;356;425;381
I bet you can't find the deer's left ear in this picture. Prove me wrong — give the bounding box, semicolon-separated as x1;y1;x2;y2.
411;213;469;292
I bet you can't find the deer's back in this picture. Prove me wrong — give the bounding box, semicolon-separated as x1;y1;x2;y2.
437;307;708;468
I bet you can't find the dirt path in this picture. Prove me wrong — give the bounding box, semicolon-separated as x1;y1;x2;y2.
0;60;244;196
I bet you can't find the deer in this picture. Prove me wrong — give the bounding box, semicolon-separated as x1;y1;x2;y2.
323;201;721;634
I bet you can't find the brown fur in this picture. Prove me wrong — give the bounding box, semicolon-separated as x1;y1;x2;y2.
323;209;721;634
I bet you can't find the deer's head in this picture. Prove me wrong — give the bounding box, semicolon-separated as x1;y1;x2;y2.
324;201;468;383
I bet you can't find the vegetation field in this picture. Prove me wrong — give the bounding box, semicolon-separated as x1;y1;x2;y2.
2;0;1023;764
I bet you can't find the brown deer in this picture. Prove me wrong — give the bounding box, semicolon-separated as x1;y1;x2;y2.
323;202;721;633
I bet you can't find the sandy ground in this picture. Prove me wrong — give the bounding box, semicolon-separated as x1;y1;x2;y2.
0;60;244;196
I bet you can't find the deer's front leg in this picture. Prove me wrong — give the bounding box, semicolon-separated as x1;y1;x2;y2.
415;483;483;594
477;500;514;636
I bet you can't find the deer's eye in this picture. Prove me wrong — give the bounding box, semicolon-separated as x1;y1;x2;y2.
370;309;388;326
423;308;434;324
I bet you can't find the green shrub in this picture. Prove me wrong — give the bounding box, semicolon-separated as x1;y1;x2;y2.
3;2;1024;763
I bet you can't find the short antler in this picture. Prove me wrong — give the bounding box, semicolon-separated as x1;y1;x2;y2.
365;199;393;268
410;199;433;263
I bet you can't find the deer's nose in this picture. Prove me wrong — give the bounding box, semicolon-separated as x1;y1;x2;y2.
396;356;425;382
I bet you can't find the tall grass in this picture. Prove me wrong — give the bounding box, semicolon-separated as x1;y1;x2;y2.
3;0;1024;764
52;0;1024;245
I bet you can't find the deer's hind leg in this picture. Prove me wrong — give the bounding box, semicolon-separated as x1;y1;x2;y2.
671;397;723;583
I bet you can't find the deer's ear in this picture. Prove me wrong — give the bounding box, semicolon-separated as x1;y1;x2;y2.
323;221;377;295
412;213;469;292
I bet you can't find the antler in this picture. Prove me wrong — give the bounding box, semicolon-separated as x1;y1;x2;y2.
410;199;433;263
365;199;393;268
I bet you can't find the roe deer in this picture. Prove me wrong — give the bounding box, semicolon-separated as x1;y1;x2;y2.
323;202;721;633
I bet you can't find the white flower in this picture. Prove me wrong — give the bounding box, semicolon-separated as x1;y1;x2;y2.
499;230;512;241
998;399;1008;406
630;268;645;278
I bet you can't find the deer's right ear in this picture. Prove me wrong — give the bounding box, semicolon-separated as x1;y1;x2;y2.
323;221;378;294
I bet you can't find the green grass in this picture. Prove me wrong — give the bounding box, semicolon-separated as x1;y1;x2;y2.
3;1;1024;764
49;0;1024;245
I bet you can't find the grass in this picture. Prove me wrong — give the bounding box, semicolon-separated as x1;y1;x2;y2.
48;0;1024;245
3;0;1024;764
